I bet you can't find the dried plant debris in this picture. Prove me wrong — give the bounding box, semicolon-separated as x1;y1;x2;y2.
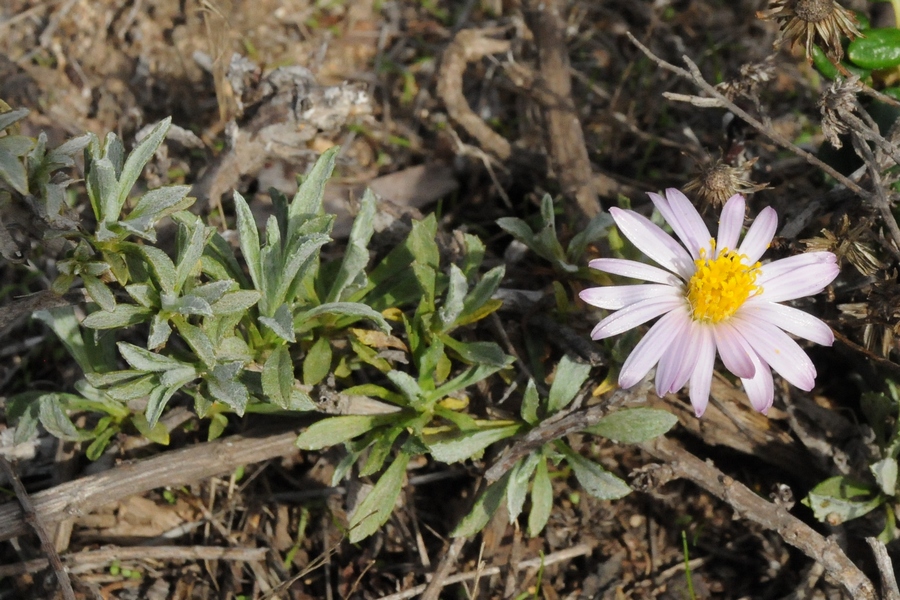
683;155;769;209
819;75;863;148
803;213;885;276
758;0;863;63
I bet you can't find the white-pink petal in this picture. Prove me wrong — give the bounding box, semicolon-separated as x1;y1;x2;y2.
757;252;837;285
580;284;681;311
656;318;702;396
591;295;684;340
610;208;695;279
738;206;777;263
647;189;711;259
739;300;834;346
619;309;689;388
589;258;684;286
731;316;817;391
712;321;756;379
740;349;775;413
716;194;745;252
688;326;716;417
757;263;839;303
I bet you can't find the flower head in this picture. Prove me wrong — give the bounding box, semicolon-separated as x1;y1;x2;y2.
757;0;862;64
580;189;839;417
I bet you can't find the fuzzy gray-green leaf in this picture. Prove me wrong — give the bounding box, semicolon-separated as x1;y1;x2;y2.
528;458;553;536
117;117;171;213
295;414;394;450
82;304;152;329
547;355;592;414
262;345;294;409
348;452;409;543
584;408;678;443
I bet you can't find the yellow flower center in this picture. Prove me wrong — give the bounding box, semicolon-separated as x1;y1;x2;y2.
687;241;761;323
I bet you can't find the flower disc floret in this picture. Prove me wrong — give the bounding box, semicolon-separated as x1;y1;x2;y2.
687;243;761;323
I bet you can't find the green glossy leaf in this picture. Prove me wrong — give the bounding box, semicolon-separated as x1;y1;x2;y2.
547;355;592;414
426;423;521;464
528;457;553;536
82;304;152;329
849;28;900;70
348;452;409;543
295;414;394;450
585;407;678;443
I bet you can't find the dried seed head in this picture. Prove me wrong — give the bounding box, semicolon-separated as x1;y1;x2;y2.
802;214;884;276
684;157;769;208
838;272;900;357
818;76;861;148
717;59;777;100
757;0;862;64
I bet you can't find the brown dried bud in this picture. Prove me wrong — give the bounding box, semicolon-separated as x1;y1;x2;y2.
684;157;769;209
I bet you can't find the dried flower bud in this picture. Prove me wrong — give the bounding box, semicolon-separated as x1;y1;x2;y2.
683;157;769;208
717;59;777;100
802;214;884;276
757;0;862;64
818;76;861;149
838;272;900;357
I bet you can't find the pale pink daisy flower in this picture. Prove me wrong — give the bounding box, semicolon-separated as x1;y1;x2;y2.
580;189;839;417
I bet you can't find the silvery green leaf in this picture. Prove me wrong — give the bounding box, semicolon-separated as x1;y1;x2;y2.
262;345;294;409
169;295;213;317
173;319;216;368
146;384;179;428
326;188;375;302
117;117;171;212
461;232;486;277
82;304;151;329
803;476;882;524
125;284;159;308
216;336;253;362
120;185;192;239
349;453;409;543
87;156;118;224
507;452;540;523
289;389;317;411
174;222;212;293
136;245;176;293
0;146;27;194
191;280;233;304
387;371;424;405
546;355;592;414
0;135;35;156
105;373;157;401
294;302;390;334
47;133;91;165
584;408;678;443
210;290;260;315
83;274;116;312
102;132;124;175
427;361;512;405
459;265;505;323
148;314;172;350
521;379;540;425
567;212;613;262
295;414;394;450
559;443;631;500
302;336;332;386
496;217;535;248
83;370;145;388
208;361;248;415
259;303;295;343
35;307;107;374
426;423;521;464
206;231;249;286
871;459;898;496
442;338;508;367
437;264;467;332
289;145;338;230
528;458;553;536
159;365;198;388
451;469;512;538
39;395;93;441
273;233;329;308
0;107;29;130
233;190;262;292
118;342;189;372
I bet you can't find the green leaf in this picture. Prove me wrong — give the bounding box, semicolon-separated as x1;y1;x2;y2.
567;212;613;263
295;414;394;450
134;245;176;294
451;469;513;538
427;361;512;405
35;307;114;374
584;408;678;443
174;222;212;292
437;264;467;331
88;157;119;225
172;318;216;368
118;342;189;372
105;373;158;401
295;301;390;334
86;427;117;460
82;304;152;329
83;274;116;312
210;290;261;315
0;107;29;131
207;362;249;415
259;303;296;343
125;284;159;308
303;336;332;386
120;185;192;240
803;476;883;524
146;385;179;428
872;459;898;496
521;379;540;425
148;315;172;349
348;452;409;543
117;117;171;213
39;395;94;441
288;146;338;231
457;265;505;326
848;28;900;70
426;423;521;464
507;452;540;523
442;337;508;367
558;442;631;500
0;144;27;194
131;412;170;445
262;345;295;409
208;413;229;441
327;188;375;302
234;190;262;293
360;425;404;477
528;457;553;536
547;355;592;414
387;370;425;405
273;233;330;307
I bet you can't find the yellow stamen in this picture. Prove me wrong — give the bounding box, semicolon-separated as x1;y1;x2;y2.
687;240;761;323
